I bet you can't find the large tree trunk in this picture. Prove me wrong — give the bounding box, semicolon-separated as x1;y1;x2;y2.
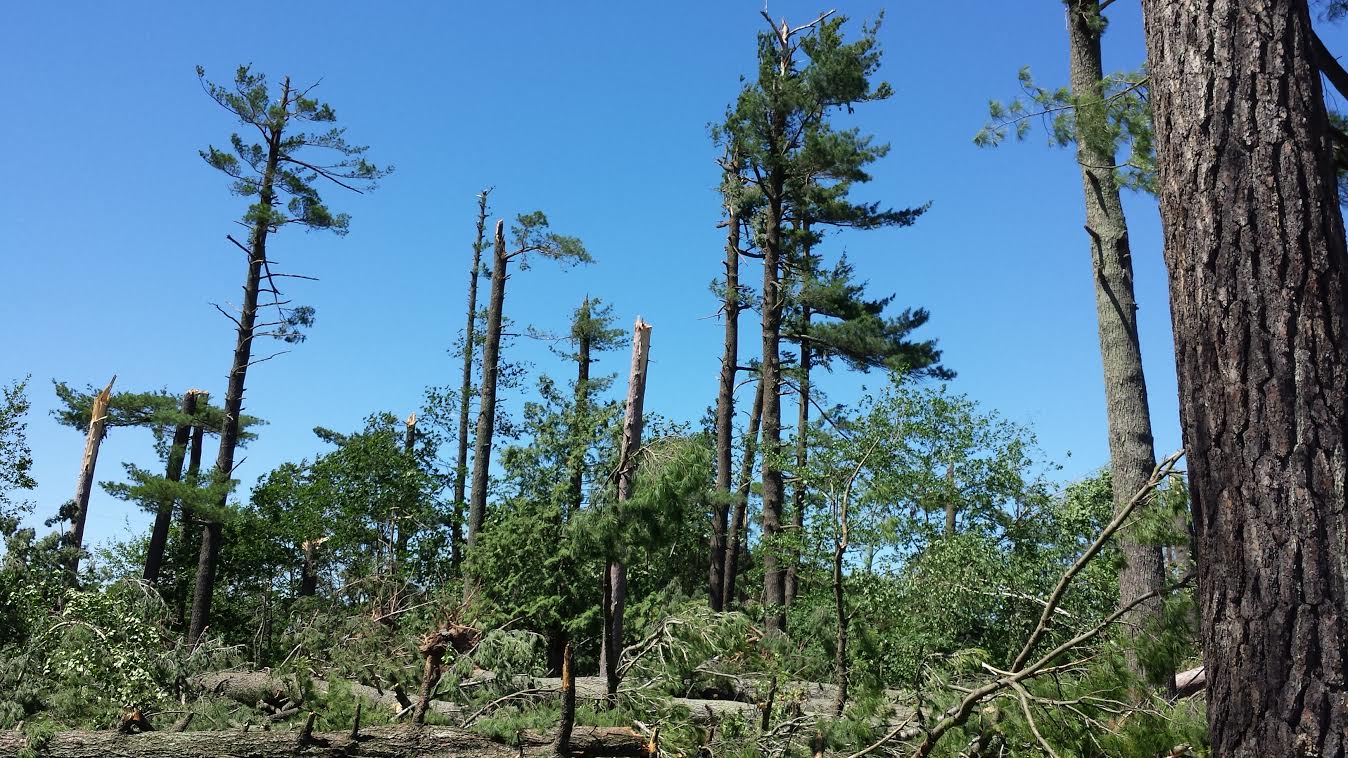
722;378;763;606
64;374;115;586
1065;0;1169;686
600;319;652;701
467;220;507;556
710;160;742;613
143;389;199;586
0;725;653;758
1141;0;1348;752
452;189;490;572
191;78;288;644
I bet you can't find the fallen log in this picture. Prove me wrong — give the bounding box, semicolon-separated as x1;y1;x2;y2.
1174;666;1205;698
0;724;652;758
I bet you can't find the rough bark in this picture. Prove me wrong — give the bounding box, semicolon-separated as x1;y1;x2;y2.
0;725;652;758
65;375;114;585
452;189;490;572
600;319;652;701
710;159;742;613
1065;0;1169;685
1141;0;1348;752
191;77;289;644
467;220;508;554
722;378;763;606
143;389;199;586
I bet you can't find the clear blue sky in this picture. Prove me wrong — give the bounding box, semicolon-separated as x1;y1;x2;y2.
5;3;1343;552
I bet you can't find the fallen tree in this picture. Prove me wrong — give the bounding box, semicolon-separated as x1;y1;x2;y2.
0;724;652;758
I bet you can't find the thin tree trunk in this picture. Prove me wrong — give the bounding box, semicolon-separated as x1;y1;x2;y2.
722;378;763;606
786;307;810;607
568;298;593;521
943;462;956;538
394;412;417;573
64;375;115;586
452;189;490;572
143;389;199;586
710;159;742;612
1141;0;1348;752
467;220;507;556
1065;0;1169;686
600;319;652;702
191;77;288;645
831;521;847;717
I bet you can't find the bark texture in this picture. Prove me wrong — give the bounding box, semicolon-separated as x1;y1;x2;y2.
1141;0;1348;752
452;189;490;571
65;375;115;585
1065;0;1169;683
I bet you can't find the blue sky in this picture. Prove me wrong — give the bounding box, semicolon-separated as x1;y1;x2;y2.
5;3;1343;552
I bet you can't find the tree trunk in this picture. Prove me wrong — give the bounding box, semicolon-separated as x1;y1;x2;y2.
554;642;576;756
786;308;810;607
0;725;653;758
393;413;417;572
710;159;742;613
188;519;221;643
64;375;115;585
143;389;199;586
453;189;490;572
1141;0;1348;752
722;378;763;606
467;220;507;555
192;77;288;644
174;414;207;627
1065;0;1169;686
600;319;652;702
569;298;593;521
760;182;786;632
943;462;956;538
831;529;847;717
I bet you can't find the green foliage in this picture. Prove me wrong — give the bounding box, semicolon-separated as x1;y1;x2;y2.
197;64;391;235
0;377;36;529
976;62;1155;193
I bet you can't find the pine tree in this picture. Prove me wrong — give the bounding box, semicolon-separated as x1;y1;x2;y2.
723;11;925;631
192;64;388;643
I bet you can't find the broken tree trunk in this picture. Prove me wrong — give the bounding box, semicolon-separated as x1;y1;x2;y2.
174;412;207;627
452;188;491;573
0;725;653;758
467;220;508;558
554;643;575;756
600;318;652;704
65;374;115;585
710;154;742;613
143;389;200;586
